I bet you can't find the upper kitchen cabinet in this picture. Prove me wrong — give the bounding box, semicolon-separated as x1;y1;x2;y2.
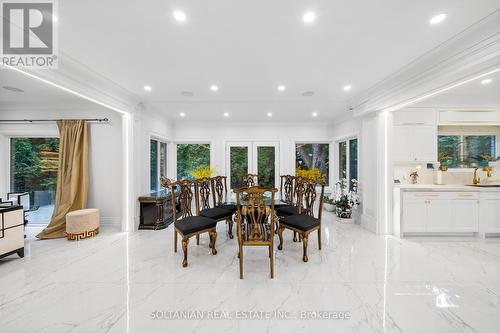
393;109;438;162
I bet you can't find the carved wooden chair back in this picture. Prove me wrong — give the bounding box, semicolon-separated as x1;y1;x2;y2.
211;176;228;206
241;174;258;188
194;177;213;214
300;179;326;220
170;179;194;220
279;175;295;205
235;186;277;243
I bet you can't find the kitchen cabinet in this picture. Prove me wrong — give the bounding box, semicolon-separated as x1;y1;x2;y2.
393;125;437;162
402;192;479;234
479;192;500;236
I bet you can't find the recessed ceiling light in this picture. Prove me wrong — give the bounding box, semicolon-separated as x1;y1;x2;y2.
481;78;493;85
302;91;315;97
173;10;187;22
303;11;316;23
181;91;194;97
223;112;229;117
2;86;24;93
143;85;152;92
343;85;352;91
179;112;186;117
312;111;318;117
210;85;219;92
429;13;447;25
267;112;273;117
52;15;58;23
277;85;286;92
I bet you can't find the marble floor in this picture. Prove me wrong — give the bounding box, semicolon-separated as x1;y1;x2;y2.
1;212;500;333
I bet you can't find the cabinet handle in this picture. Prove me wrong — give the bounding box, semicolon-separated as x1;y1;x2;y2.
414;194;440;197
458;194;473;197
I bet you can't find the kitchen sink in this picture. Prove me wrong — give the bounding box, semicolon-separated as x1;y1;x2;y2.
466;184;500;187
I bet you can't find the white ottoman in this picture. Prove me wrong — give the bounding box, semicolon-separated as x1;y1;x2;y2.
66;208;100;240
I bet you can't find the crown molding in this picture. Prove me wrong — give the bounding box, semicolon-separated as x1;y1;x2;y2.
350;9;500;116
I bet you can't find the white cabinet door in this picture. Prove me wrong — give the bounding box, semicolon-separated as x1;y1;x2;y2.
402;200;427;232
412;126;437;162
427;199;452;232
452;200;479;232
484;200;500;233
393;126;412;161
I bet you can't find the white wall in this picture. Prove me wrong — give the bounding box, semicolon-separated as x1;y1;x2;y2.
173;122;333;186
0;108;123;226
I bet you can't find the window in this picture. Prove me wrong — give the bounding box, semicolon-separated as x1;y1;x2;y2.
257;146;276;187
438;135;496;168
150;139;168;193
177;143;210;180
295;143;329;185
229;146;248;189
338;138;358;190
10;138;59;225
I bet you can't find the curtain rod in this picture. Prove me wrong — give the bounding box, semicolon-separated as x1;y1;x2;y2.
0;118;109;123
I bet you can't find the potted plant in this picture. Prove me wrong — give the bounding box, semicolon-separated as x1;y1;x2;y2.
331;179;360;220
438;153;451;171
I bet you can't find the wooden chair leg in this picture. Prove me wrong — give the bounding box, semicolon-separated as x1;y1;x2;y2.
293;231;298;242
227;218;234;239
196;234;200;245
302;233;309;262
269;245;274;279
317;228;322;250
239;246;244;279
209;230;217;255
174;229;178;253
181;237;189;267
277;224;284;250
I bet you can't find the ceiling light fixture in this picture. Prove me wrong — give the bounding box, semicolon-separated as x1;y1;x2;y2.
429;13;447;25
343;84;352;91
312;111;318;117
223;112;229;117
143;85;152;92
267;112;273;117
303;11;316;23
210;85;219;92
481;78;492;85
173;10;187;22
277;85;286;92
179;112;186;117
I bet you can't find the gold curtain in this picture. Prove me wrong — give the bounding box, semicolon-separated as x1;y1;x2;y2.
37;120;89;239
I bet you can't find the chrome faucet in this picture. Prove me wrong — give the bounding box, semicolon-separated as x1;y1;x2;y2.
472;167;480;185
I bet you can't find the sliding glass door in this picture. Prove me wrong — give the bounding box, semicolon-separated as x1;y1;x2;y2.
10;137;59;225
226;141;279;189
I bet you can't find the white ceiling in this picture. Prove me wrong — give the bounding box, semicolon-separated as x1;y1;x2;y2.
415;72;500;109
1;0;500;122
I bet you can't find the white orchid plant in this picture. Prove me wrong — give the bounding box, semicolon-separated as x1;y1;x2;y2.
328;178;360;211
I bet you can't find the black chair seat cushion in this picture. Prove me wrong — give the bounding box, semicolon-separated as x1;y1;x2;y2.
200;207;233;220
281;214;320;232
216;204;237;213
175;216;217;235
276;205;299;216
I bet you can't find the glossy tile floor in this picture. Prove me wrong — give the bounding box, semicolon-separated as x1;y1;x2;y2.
1;211;500;333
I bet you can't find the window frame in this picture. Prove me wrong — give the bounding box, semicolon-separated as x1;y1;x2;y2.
293;139;332;188
174;140;214;180
149;135;170;193
333;134;359;190
437;131;498;172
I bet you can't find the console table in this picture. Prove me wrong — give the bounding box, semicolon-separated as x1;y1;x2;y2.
138;190;178;230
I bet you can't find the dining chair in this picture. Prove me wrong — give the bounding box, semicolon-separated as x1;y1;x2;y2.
195;177;235;239
277;178;325;262
241;173;258;187
211;175;237;213
276;176;305;242
163;178;218;267
276;174;295;208
235;186;278;279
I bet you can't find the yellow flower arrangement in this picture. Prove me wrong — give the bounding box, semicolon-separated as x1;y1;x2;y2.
190;166;216;179
296;168;325;181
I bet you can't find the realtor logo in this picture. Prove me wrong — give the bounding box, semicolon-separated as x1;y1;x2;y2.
1;0;58;68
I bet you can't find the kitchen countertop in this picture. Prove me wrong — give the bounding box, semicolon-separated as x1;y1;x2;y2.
394;183;500;192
